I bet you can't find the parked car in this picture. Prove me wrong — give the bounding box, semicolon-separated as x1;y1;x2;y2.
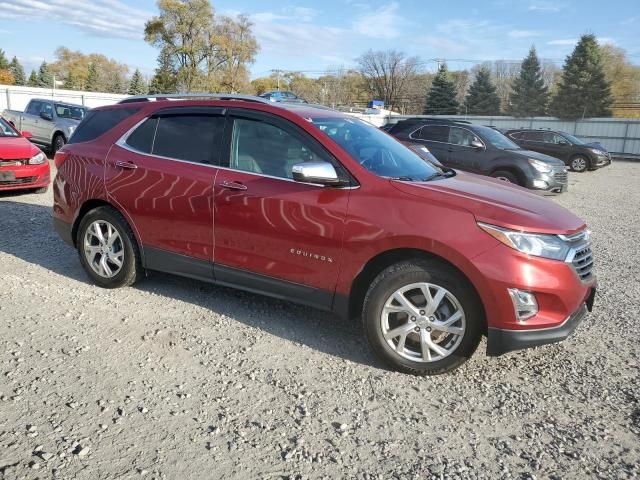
388;118;568;194
259;91;307;103
398;141;443;167
0;116;50;194
52;95;596;375
505;129;612;172
3;99;88;154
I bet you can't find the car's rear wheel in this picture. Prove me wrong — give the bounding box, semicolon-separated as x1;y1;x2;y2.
570;156;588;172
491;170;520;185
76;206;142;288
362;260;483;375
52;133;66;155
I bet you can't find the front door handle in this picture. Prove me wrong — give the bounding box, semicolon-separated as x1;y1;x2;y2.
219;180;247;191
115;160;138;170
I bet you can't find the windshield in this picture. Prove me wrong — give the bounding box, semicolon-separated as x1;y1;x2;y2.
475;126;521;149
560;132;586;145
0;117;19;137
55;104;87;120
311;117;441;180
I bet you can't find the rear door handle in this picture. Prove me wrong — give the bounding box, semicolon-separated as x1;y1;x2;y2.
219;180;247;191
115;160;138;170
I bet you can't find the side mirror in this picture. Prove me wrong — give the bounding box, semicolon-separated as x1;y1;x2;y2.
471;140;484;149
40;111;53;121
292;162;346;186
21;131;33;139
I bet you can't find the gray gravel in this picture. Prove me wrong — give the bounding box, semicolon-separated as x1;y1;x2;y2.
1;161;639;479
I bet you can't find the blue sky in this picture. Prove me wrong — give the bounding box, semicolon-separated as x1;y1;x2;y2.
0;0;638;78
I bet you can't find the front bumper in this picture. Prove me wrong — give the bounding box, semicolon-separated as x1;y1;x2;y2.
528;168;568;194
591;154;612;169
487;288;594;356
0;161;50;191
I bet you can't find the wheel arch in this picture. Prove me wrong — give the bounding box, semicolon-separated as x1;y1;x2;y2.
489;165;525;185
341;248;487;332
52;130;66;145
570;152;592;169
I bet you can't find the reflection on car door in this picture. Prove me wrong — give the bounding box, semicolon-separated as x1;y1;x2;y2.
105;109;224;275
446;127;484;173
541;132;570;161
213;110;350;309
411;125;450;165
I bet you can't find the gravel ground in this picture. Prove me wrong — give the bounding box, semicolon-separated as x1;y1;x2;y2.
0;161;639;480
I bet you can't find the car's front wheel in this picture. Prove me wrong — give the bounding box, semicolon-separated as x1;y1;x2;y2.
76;206;142;288
570;155;589;172
362;260;483;375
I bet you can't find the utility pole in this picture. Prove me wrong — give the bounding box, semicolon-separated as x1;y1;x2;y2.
271;69;281;91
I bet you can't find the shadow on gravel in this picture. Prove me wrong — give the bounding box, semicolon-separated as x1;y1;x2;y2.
0;199;379;369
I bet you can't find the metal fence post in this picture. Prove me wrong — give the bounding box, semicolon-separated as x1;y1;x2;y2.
5;88;10;111
621;121;630;155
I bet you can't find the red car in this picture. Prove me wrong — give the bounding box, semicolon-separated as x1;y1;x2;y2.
52;95;596;375
0;116;50;193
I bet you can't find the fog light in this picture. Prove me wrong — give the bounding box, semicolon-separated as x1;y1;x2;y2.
532;179;548;189
508;288;538;322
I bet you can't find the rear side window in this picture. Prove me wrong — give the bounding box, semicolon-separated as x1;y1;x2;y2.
68;107;140;145
416;125;449;143
152;115;224;164
26;101;42;115
126;118;158;154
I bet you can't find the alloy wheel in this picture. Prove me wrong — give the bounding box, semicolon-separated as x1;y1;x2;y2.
380;282;466;363
571;157;587;172
83;220;124;278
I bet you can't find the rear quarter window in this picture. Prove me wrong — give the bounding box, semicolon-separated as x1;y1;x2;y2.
68;107;140;145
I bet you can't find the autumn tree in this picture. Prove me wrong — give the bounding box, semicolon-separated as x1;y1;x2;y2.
85;63;99;91
600;44;640;117
551;34;612;118
0;49;13;84
509;47;550;117
49;47;129;92
424;64;459;115
211;15;258;92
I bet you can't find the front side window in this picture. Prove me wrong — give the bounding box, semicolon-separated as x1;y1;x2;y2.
475;126;521;150
55;104;87;120
42;102;54;117
449;127;480;147
229;118;325;179
312;117;441;180
416;125;449;143
153;115;224;164
560;132;585;145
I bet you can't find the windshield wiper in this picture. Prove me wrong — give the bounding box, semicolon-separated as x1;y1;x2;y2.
390;176;416;181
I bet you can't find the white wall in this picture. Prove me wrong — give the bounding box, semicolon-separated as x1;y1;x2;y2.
0;84;126;112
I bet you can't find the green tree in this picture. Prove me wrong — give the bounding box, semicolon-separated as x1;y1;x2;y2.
148;48;177;94
464;66;501;115
37;61;53;87
9;56;26;85
128;69;148;95
85;62;99;91
0;49;13;84
551;34;612;118
424;64;459;115
509;47;549;117
0;49;9;69
27;70;38;86
63;71;80;90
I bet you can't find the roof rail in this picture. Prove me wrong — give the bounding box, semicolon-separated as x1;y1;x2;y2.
118;93;272;105
398;117;472;125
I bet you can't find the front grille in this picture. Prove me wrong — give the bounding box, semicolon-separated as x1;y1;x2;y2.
554;171;568;184
572;246;594;281
0;158;28;166
0;176;37;186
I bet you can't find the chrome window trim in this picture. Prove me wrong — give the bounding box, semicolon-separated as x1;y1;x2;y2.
408;124;486;149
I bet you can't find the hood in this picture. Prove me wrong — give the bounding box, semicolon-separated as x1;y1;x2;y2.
584;141;607;152
391;171;585;234
0;136;41;159
510;149;566;166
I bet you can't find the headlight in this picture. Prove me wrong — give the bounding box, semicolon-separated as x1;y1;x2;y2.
588;148;604;156
28;151;47;165
528;158;552;173
478;223;570;261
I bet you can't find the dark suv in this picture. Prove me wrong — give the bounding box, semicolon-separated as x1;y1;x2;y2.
387;119;568;193
259;91;307;103
52;95;596;375
506;129;612;172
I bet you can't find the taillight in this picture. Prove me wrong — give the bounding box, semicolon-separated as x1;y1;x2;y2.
54;150;70;168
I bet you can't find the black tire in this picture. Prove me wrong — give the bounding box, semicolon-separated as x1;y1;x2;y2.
569;155;589;172
362;260;483;376
76;206;143;288
34;186;48;194
52;133;66;155
491;170;520;185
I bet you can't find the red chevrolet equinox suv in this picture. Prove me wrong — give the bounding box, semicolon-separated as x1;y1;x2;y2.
52;95;596;375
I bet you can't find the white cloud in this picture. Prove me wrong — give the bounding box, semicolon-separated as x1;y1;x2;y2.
0;0;152;40
288;7;319;22
508;30;543;38
528;1;564;12
352;2;403;39
547;39;577;46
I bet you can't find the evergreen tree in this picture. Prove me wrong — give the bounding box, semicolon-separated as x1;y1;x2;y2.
148;48;177;94
36;61;53;87
128;69;147;95
27;70;38;87
464;66;501;115
424;64;459;115
109;73;125;94
551;34;612;118
9;56;26;85
63;72;80;90
0;49;9;69
508;47;549;117
85;63;99;91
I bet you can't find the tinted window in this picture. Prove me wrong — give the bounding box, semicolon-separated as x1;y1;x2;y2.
126;118;158;154
524;131;544;141
26;101;42;115
449;127;480;147
42;102;54;117
0;117;19;137
417;125;449;142
230;118;326;179
508;131;523;140
55;103;87;120
542;132;566;144
68;107;140;144
153;115;224;164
